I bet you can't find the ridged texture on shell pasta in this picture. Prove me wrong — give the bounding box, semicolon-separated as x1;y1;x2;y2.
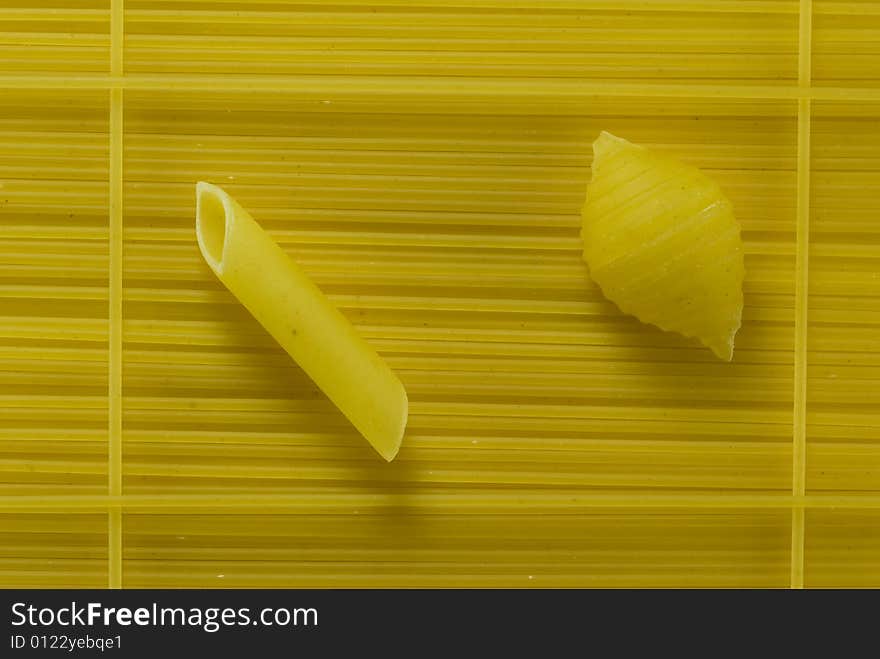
581;131;745;361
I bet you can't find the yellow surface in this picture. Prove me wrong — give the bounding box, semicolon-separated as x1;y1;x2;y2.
581;131;744;361
195;182;408;461
0;0;878;588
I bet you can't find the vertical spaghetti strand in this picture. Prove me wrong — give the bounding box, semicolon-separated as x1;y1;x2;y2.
108;0;124;590
790;0;812;590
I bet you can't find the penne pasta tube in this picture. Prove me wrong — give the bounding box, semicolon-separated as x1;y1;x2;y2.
195;181;408;461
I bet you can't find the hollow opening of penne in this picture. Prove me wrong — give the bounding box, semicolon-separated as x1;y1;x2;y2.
195;183;230;275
